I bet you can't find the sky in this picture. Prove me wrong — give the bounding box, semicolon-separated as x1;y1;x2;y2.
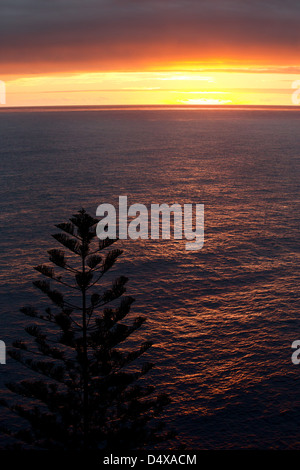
1;0;300;106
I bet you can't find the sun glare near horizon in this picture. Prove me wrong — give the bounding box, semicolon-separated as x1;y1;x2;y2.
2;67;299;107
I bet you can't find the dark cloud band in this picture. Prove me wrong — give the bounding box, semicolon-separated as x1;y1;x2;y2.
1;0;300;73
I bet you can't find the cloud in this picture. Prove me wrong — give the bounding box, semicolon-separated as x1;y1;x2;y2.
1;0;300;73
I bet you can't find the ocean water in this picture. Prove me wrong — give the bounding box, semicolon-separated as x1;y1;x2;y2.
0;107;300;449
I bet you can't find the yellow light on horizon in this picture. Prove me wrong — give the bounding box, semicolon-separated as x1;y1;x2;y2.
1;68;297;107
180;98;232;105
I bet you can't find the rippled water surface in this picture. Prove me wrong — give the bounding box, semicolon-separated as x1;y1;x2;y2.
0;107;300;449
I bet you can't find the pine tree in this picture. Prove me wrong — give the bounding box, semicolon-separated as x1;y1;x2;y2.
1;209;170;450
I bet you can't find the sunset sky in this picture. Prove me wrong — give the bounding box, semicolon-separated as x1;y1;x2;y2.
1;0;300;107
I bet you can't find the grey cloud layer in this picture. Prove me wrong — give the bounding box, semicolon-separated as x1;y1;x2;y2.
1;0;300;71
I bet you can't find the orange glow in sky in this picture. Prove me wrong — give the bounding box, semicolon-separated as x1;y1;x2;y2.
3;68;299;107
1;1;300;107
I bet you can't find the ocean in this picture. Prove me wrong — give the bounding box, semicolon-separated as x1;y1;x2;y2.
0;106;300;449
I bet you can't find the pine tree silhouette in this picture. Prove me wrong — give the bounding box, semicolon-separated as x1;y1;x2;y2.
1;209;171;450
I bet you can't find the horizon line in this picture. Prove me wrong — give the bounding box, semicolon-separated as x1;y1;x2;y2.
1;104;300;112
